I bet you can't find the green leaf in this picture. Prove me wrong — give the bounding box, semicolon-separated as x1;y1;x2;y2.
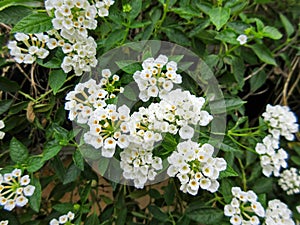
208;7;231;31
36;56;62;69
29;176;42;212
116;208;127;225
63;163;81;185
104;29;126;50
211;98;246;114
231;56;245;90
252;177;273;194
219;165;239;179
11;12;53;33
49;69;67;95
116;60;142;74
250;43;277;65
164;28;191;46
185;207;223;224
42;144;62;161
163;183;175;205
250;69;267;92
0;0;43;11
9;137;29;164
128;0;142;21
262;26;282;40
85;213;100;225
215;29;238;44
53;203;75;213
27;156;45;172
0;99;13;115
0;77;20;92
220;179;233;203
291;156;300;166
148;205;168;222
279;13;294;37
0;6;33;24
98;157;110;176
73;150;84;171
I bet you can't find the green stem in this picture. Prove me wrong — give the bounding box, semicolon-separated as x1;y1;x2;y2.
238;158;247;191
227;134;257;154
155;0;170;34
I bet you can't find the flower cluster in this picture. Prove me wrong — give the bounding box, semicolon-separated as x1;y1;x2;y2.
262;104;298;141
278;167;300;195
0;221;8;225
167;140;226;195
0;169;35;211
49;211;75;225
64;70;123;123
7;33;50;64
265;199;295;225
8;0;114;76
120;144;163;189
65;55;216;189
224;187;265;225
0;120;5;140
255;135;288;177
133;55;182;102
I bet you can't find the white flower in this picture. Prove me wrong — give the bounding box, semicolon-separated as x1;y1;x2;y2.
23;185;36;196
15;195;28;207
265;199;295;225
0;169;35;211
237;34;247;45
0;220;9;225
167;140;226;194
179;125;194;139
20;175;31;186
262;104;298;141
278;167;300;195
230;215;242;225
49;219;59;225
224;187;265;225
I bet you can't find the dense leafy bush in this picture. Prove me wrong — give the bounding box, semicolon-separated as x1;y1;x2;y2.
0;0;299;224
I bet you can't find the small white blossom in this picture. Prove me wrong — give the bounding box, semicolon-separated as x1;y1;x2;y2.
237;34;248;45
49;211;75;225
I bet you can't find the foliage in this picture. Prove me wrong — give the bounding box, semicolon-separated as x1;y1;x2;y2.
0;0;299;224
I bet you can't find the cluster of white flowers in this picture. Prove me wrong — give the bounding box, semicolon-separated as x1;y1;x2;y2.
278;167;300;195
265;199;295;225
0;169;35;211
120;144;163;189
0;221;8;225
8;0;114;76
262;104;298;141
7;33;50;64
167;140;226;195
0;120;5;140
49;211;75;225
65;70;123;123
84;104;131;157
255;135;288;177
65;55;215;189
224;187;265;225
133;55;182;102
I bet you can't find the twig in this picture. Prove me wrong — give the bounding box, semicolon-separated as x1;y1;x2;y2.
282;57;299;106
